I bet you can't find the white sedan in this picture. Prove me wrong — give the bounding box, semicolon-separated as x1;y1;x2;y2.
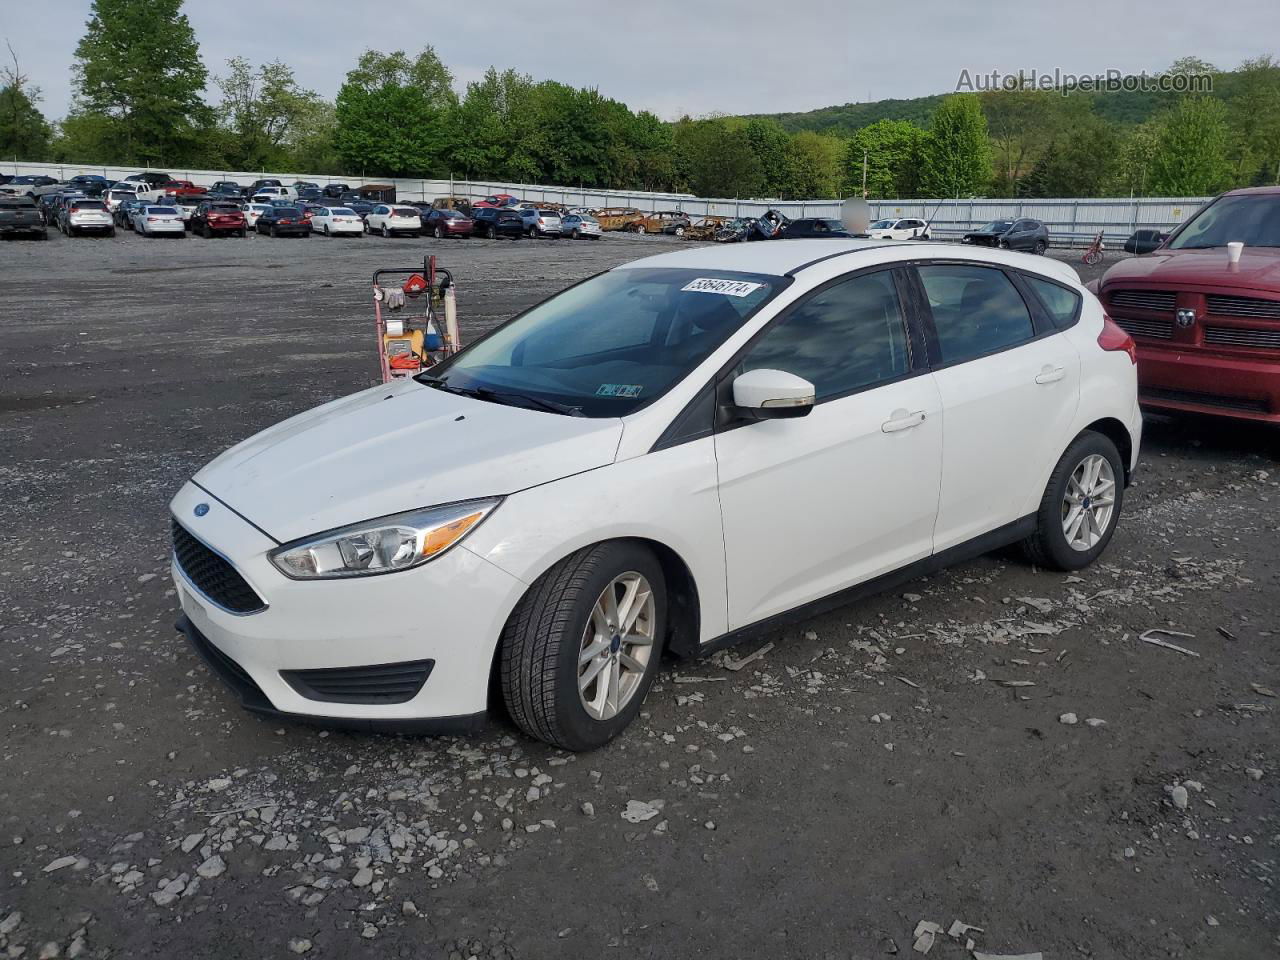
132;204;185;237
311;206;364;237
365;204;423;237
868;217;930;240
171;240;1140;750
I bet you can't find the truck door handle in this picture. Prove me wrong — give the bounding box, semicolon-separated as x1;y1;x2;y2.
1035;365;1066;384
882;409;926;433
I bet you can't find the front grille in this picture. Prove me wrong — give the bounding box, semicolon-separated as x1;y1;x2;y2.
1142;387;1269;414
1206;295;1280;320
1109;289;1176;312
172;519;266;614
281;660;435;704
1203;326;1280;350
1113;316;1174;340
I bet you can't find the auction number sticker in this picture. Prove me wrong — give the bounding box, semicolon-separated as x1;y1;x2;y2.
596;384;643;398
681;277;764;297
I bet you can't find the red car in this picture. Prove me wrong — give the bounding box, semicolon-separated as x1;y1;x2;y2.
471;193;520;209
191;200;247;238
1090;187;1280;424
423;207;473;238
160;180;207;197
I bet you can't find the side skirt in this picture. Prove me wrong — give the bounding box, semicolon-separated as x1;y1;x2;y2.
691;514;1036;658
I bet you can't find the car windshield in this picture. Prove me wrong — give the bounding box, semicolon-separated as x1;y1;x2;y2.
1166;194;1280;249
422;267;784;417
982;220;1014;231
869;219;893;229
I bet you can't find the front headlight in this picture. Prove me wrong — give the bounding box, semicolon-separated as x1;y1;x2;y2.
269;498;502;580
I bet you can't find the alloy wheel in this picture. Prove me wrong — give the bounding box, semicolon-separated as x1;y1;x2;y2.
576;572;656;721
1061;454;1116;552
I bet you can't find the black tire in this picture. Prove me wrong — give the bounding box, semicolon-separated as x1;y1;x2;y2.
500;541;667;751
270;225;278;238
1021;431;1125;571
570;229;580;240
107;228;116;238
486;225;496;239
434;225;444;239
998;239;1010;249
1033;239;1047;255
322;224;329;236
381;224;390;238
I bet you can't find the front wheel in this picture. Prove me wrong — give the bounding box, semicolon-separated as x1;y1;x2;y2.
500;541;666;751
1022;431;1124;571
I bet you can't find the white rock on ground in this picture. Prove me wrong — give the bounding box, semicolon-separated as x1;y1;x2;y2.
196;855;226;879
1168;784;1190;810
1059;713;1079;725
288;938;312;954
42;855;78;873
351;866;374;888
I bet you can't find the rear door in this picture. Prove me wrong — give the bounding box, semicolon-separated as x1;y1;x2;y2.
909;261;1080;550
715;267;943;628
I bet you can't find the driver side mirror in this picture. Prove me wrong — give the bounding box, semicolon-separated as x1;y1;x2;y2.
732;369;815;419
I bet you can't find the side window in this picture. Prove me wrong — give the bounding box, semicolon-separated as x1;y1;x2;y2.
917;264;1036;364
1026;276;1081;330
740;270;910;401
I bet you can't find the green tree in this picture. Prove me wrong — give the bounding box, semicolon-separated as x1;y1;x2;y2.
215;57;325;170
1227;55;1280;185
920;94;993;197
71;0;210;165
674;118;762;197
1020;115;1123;197
334;48;456;177
1149;96;1233;195
981;87;1062;196
0;46;51;159
744;117;790;196
845;118;925;197
780;130;843;198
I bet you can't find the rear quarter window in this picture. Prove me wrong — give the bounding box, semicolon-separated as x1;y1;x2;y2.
1025;276;1082;330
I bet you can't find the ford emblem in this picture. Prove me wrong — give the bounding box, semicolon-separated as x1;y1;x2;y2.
194;503;210;517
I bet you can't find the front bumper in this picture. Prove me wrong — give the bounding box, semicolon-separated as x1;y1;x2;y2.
1136;343;1280;423
168;481;528;726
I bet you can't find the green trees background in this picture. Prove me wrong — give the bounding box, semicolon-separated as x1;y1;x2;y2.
2;0;1278;199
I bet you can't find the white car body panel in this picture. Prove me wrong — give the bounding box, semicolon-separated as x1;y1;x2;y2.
132;208;184;235
192;379;624;544
170;239;1141;726
365;206;423;235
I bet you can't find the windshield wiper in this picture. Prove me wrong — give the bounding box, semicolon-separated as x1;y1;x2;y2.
419;378;584;416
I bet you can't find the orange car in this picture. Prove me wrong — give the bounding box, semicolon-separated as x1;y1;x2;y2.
629;210;692;235
591;207;643;231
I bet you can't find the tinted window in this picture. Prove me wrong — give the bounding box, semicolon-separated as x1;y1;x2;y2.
393;207;418;216
1026;276;1081;330
740;270;909;401
148;207;178;214
72;201;105;209
918;264;1035;364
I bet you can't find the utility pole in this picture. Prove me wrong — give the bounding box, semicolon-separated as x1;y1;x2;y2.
862;150;868;198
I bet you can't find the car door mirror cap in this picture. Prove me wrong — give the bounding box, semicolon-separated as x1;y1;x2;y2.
732;369;815;419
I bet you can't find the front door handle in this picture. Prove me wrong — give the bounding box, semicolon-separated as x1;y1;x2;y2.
882;409;926;433
1035;365;1066;384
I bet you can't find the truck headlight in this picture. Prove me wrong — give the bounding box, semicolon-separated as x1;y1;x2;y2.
269;498;502;579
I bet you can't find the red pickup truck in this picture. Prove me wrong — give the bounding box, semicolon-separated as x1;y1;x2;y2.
160;180;207;197
1090;187;1280;424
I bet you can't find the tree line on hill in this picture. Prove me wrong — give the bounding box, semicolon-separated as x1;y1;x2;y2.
1;1;1277;200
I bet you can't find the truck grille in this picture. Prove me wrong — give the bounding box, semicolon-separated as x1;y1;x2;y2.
1108;289;1176;312
281;660;435;704
1206;295;1280;320
1203;326;1280;350
1112;316;1174;340
172;519;266;614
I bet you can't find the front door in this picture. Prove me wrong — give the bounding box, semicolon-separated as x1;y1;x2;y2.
715;268;943;629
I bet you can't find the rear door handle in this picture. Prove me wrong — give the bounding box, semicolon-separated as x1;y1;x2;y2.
882;409;926;433
1035;365;1066;384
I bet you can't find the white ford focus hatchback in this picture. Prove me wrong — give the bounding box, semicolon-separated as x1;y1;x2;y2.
171;240;1141;750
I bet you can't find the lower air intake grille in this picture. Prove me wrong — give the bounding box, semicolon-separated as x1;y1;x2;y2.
1113;316;1174;340
1142;387;1269;414
281;660;435;704
172;519;266;614
1203;325;1280;350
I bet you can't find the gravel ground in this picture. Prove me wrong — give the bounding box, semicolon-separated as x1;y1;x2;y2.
1;230;1278;960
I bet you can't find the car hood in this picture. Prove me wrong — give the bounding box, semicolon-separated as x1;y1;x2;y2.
1100;246;1280;293
964;227;1007;236
193;379;624;543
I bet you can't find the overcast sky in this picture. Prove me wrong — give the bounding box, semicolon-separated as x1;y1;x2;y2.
4;0;1278;122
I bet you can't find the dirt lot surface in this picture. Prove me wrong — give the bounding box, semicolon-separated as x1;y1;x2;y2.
1;231;1277;960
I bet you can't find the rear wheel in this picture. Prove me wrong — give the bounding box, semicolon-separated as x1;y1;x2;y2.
673;225;685;236
270;225;278;238
500;541;667;751
570;229;580;240
487;225;496;239
434;224;444;239
381;224;390;238
633;223;646;234
1022;431;1124;571
1033;239;1047;255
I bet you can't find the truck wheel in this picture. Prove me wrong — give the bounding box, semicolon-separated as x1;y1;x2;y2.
500;541;666;751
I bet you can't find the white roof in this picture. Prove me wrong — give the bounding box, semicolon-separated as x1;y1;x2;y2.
616;238;1081;285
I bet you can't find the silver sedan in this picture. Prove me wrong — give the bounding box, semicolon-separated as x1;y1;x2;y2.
131;205;186;237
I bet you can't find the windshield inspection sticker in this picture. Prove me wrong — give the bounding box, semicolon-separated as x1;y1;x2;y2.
596;384;643;398
681;277;765;297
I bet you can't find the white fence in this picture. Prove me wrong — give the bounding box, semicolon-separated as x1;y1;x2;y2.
2;159;1209;245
